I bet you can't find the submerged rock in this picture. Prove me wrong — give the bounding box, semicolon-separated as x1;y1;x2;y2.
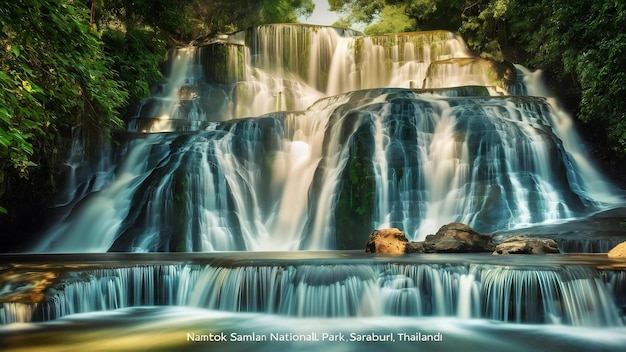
608;241;626;258
423;222;494;253
493;235;560;255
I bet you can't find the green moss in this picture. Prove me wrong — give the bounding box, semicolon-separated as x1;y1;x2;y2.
334;123;375;249
200;43;245;84
172;168;189;252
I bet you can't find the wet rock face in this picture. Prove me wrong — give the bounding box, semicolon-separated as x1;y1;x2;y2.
423;222;495;253
493;235;560;255
365;228;409;254
608;241;626;258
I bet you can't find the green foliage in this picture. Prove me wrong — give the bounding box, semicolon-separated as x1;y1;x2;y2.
99;0;190;36
329;0;386;29
405;0;466;31
328;0;466;33
178;0;315;42
101;27;167;109
458;0;511;60
364;5;416;35
1;0;127;219
571;3;626;153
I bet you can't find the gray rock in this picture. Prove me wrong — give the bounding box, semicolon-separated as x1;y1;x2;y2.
493;235;560;255
423;222;494;253
405;241;425;254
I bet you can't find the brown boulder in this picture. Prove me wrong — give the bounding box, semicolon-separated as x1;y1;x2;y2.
608;241;626;258
493;235;560;255
365;228;410;254
423;222;494;253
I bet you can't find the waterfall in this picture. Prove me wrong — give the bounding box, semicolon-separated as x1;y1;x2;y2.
52;126;115;208
517;65;622;205
33;24;622;252
35;137;159;252
5;23;626;352
2;261;623;327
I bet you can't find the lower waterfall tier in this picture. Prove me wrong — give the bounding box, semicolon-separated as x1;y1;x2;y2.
2;253;624;327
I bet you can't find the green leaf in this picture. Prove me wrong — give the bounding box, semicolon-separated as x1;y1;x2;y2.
0;107;11;124
0;134;11;149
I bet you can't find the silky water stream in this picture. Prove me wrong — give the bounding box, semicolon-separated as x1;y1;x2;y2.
1;24;626;351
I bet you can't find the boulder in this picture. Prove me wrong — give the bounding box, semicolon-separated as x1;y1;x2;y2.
365;228;410;254
608;241;626;258
423;222;494;253
493;235;560;255
405;241;425;254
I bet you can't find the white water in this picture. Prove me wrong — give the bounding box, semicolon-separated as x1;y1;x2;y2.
517;65;622;205
35;24;623;252
35;137;159;252
3;307;626;352
2;261;622;327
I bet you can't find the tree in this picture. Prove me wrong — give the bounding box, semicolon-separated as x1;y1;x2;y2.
1;0;127;220
329;0;466;33
173;0;314;43
329;0;386;29
363;4;416;35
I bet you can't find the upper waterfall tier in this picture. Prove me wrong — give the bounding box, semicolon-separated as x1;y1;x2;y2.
126;25;517;131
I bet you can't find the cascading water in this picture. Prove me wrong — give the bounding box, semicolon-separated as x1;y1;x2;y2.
32;24;622;252
2;258;623;327
3;24;626;351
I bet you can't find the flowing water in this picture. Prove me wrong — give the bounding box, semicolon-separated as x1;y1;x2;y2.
1;253;626;351
33;25;623;252
2;24;626;351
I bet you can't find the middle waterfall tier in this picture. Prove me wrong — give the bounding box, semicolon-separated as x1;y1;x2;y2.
39;88;619;252
36;25;622;253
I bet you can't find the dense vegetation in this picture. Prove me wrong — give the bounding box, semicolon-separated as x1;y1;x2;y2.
1;0;624;244
330;0;626;173
0;0;313;241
